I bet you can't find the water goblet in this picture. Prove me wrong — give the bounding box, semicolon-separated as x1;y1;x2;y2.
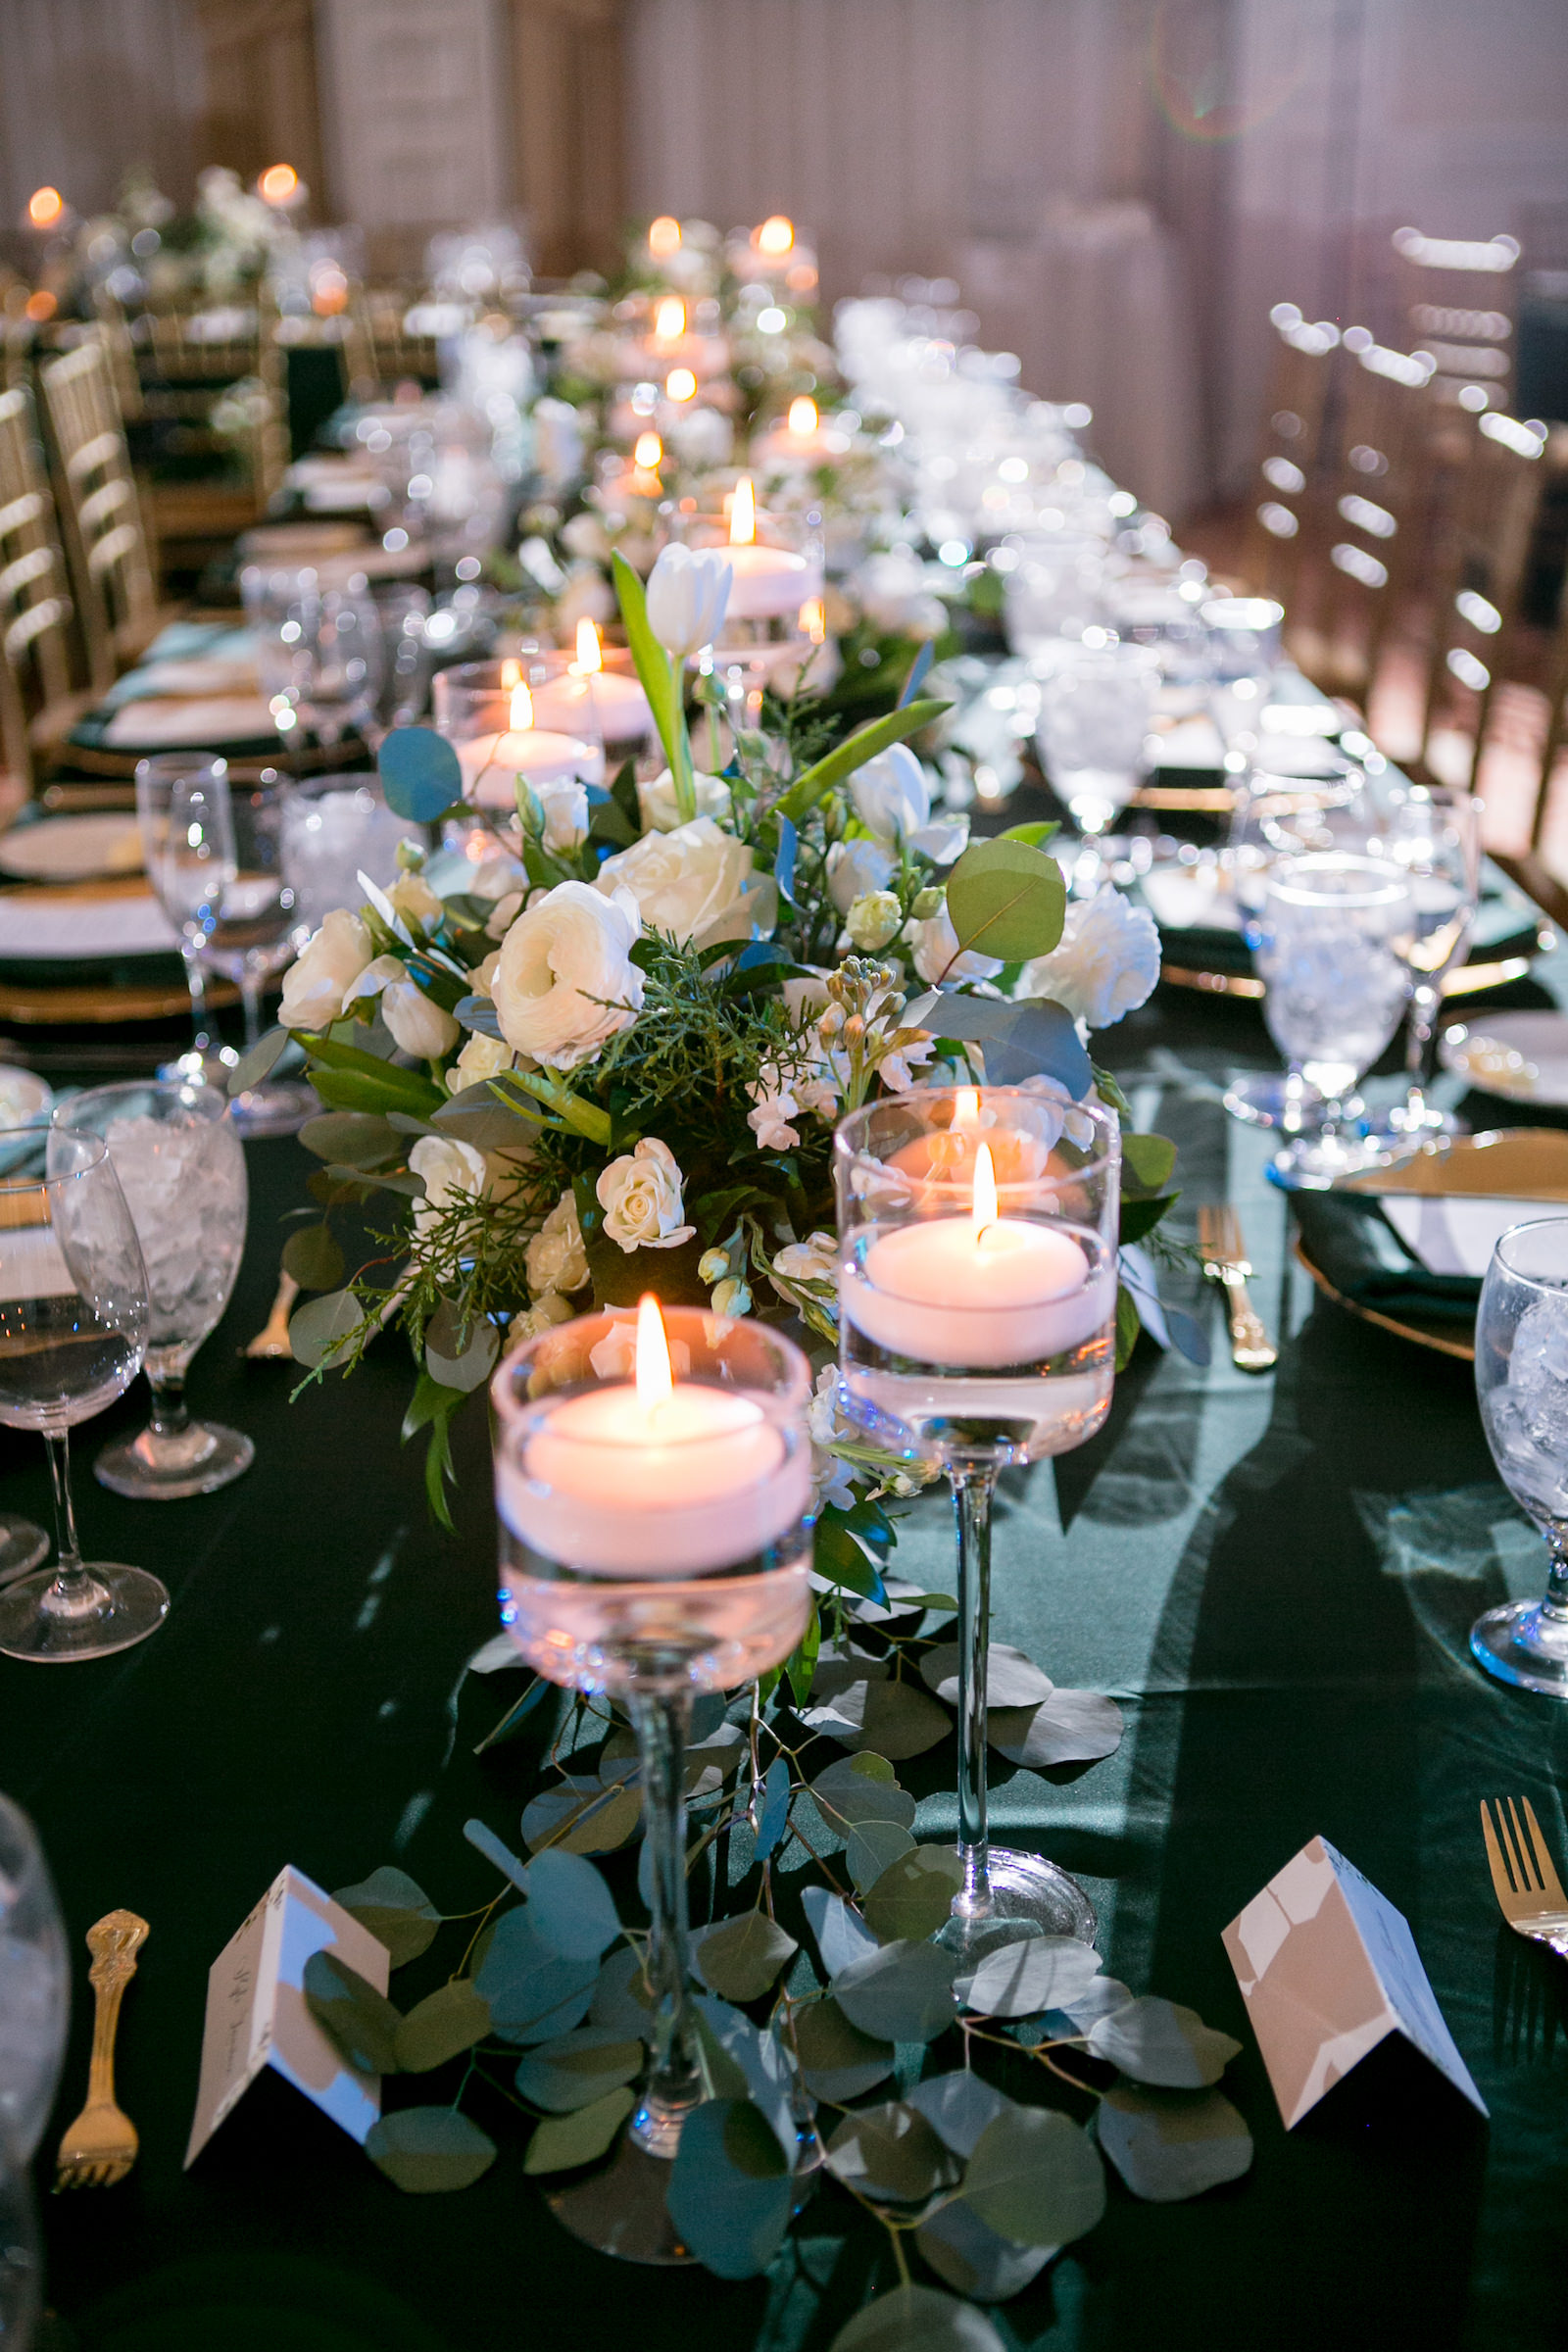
280;774;413;937
0;1792;70;2171
1362;784;1482;1147
1259;854;1414;1189
0;1517;48;1581
135;753;239;1090
198;771;318;1136
835;1087;1121;1959
258;587;383;753
57;1083;251;1501
0;1127;165;1663
1034;641;1158;891
1473;1218;1568;1697
491;1298;813;2260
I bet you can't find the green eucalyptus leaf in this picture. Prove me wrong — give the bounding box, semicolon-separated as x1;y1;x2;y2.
988;1690;1124;1768
514;2029;644;2114
846;1818;917;1894
366;2105;496;2193
905;2072;1013;2158
861;1844;964;1943
288;1288;364;1371
920;1641;1052;1710
1122;1131;1179;1196
525;1848;620;1961
803;1677;950;1761
801;1886;880;1979
298;1110;400;1167
915;2198;1053;2303
1087;1996;1242;2088
227;1027;289;1094
957;1935;1101;2021
520;1775;641;1855
791;1996;895;2102
281;1223;345;1293
474;1908;599;2044
393;1980;492;2072
302;1949;402;2076
961;2106;1106;2248
523;2084;635;2175
691;1911;798;2003
331;1867;440;1968
826;2100;959;2206
425;1315;500;1394
828;2284;1006;2352
665;2098;793;2280
1095;2083;1253;2201
378;727;464;823
809;1754;914;1833
945;837;1066;963
752;1754;792;1861
589;1945;657;2036
832;1939;958;2043
463;1818;531;1891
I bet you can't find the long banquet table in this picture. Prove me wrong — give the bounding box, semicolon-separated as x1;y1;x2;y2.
6;969;1568;2352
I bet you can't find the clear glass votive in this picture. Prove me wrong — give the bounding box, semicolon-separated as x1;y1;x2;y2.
432;657;606;809
664;498;824;647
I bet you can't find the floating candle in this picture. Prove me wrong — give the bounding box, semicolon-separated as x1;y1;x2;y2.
715;475;821;618
529;622;654;746
453;678;603;808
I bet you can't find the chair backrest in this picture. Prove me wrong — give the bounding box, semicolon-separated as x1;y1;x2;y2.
39;336;155;688
1240;310;1339;604
1313;337;1437;683
1392;225;1519;412
1421;408;1551;788
0;384;77;785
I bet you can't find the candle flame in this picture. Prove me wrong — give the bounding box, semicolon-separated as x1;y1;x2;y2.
259;164;298;207
636;1293;674;1417
654;295;686;342
509;680;534;731
633;429;663;470
971;1143;998;1238
801;596;826;645
787;395;818;435
729;474;756;546
954;1088;980;1130
649;216;682;257
665;366;698;402
27;186;65;229
757;216;795;256
501;657;521;691
574;617;603;674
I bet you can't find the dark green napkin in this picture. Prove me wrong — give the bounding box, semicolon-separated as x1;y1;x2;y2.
1292;1191;1481;1322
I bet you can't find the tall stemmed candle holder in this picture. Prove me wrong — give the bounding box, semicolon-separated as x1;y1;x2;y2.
491;1298;814;2261
835;1088;1120;1958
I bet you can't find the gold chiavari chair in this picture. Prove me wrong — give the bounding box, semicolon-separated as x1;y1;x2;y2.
1239;309;1340;608
1392;225;1520;414
1421;409;1552;785
38;337;162;685
0;383;96;788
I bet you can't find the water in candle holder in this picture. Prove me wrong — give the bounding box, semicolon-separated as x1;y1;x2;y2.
498;1547;812;1699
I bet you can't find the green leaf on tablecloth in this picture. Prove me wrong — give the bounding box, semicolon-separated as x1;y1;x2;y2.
792;1996;896;2102
1055;1976;1135;2032
691;1911;798;2003
828;2284;1006;2352
302;1949;402;2076
832;1939;958;2043
288;1288;365;1371
423;1298;501;1394
378;726;464;823
1120;1190;1180;1245
1095;2084;1253;2201
946;837;1066;963
810;1754;915;1833
227;1027;288;1096
514;2030;644;2114
801;1886;879;1979
961;2107;1106;2248
846;1818;917;1894
299;1111;401;1168
521;1775;641;1855
753;1755;792;1861
915;2197;1054;2303
524;1849;620;1961
804;1677;951;1760
813;1513;887;1605
588;1945;656;2036
919;1641;1053;1710
463;1819;531;1892
665;2098;794;2280
1121;1131;1178;1197
862;1845;965;1944
281;1223;345;1292
905;2072;1014;2159
956;1936;1101;2021
366;2105;496;2193
331;1868;440;1968
432;1083;544;1152
522;2085;636;2176
393;1980;492;2073
826;2100;960;2206
475;1908;600;2044
987;1690;1124;1768
1115;1282;1143;1373
1087;1997;1241;2088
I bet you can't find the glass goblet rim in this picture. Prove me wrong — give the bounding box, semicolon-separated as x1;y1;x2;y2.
0;1123;108;1195
1492;1215;1568;1293
1265;851;1413;912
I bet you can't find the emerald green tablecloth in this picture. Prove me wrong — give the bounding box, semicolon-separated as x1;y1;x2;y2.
5;979;1567;2352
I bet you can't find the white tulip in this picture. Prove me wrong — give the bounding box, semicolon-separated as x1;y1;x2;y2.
525;1189;590;1296
1015;884;1161;1030
278;908;373;1032
850;744;968;862
826;836;895;913
381;981;462;1061
637;766;733;833
596;814;772;949
409;1135;488;1244
491;878;644;1071
596;1137;695;1252
644;543;732;656
522;776;590;855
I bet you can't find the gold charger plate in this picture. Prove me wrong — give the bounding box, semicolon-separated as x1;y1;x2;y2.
0;873;238;1027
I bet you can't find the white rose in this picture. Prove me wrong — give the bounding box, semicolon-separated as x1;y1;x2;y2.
595;814;773;950
644;543;731;656
637;767;733;833
409;1135;488;1243
596;1138;694;1253
525;1190;590;1296
904;905;1004;988
491;879;644;1071
1015;884;1161;1030
450;1030;514;1088
826;836;895;914
772;1231;836;1285
522;776;590;854
278;908;372;1031
850;744;969;862
381;981;462;1060
845;891;903;952
387;872;444;929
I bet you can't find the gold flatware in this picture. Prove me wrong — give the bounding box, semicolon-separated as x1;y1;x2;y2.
1481;1796;1568;1961
54;1909;148;2190
1197;1203;1278;1372
245;1269;299;1358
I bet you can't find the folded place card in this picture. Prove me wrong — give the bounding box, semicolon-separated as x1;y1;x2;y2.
1222;1836;1487;2129
185;1864;389;2167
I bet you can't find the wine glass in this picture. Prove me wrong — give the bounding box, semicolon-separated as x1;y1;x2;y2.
0;1516;47;1582
1363;785;1482;1147
835;1087;1120;1960
198;771;318;1137
1258;853;1414;1189
258;588;383;752
0;1127;165;1663
280;775;413;936
0;1792;70;2170
56;1083;251;1501
1034;641;1158;891
135;754;238;1089
491;1299;813;2261
1473;1218;1568;1697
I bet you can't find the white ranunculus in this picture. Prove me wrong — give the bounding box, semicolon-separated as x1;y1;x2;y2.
644;543;731;656
904;904;1004;988
381;981;462;1060
845;891;903;952
523;776;590;855
1015;884;1161;1030
278;908;372;1031
450;1030;514;1088
386;872;444;929
772;1231;836;1285
850;744;969;863
637;766;732;833
525;1190;590;1296
491;879;644;1070
596;814;773;950
596;1138;695;1252
826;836;895;914
410;1135;488;1243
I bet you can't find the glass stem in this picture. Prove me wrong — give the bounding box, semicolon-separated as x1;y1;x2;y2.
240;969;264;1054
38;1431;98;1622
951;1459;1000;1921
1405;982;1438;1116
1540;1528;1568;1625
627;1688;702;2159
181;942;213;1054
148;1374;189;1443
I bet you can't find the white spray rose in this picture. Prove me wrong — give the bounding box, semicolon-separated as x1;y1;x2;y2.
644;543;731;656
450;1030;514;1088
637;767;733;832
826;836;895;913
845;891;903;952
278;908;372;1031
381;981;462;1061
850;744;969;862
772;1232;836;1285
596;1138;695;1253
596;815;772;949
1015;884;1160;1029
409;1135;488;1243
522;776;590;854
904;904;1004;988
525;1190;590;1297
386;872;444;929
491;879;644;1070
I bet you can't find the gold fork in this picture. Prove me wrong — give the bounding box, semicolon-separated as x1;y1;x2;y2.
244;1269;299;1359
54;1910;148;2190
1197;1203;1278;1373
1481;1797;1568;1961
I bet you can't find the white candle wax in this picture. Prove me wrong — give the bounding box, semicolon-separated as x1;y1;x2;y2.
500;1381;812;1576
530;668;653;746
455;729;604;808
718;543;822;620
842;1217;1112;1369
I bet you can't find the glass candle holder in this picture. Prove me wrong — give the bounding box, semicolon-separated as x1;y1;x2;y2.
835;1086;1120;1958
527;636;656;755
491;1299;813;2256
431;657;606;810
664;490;824;647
